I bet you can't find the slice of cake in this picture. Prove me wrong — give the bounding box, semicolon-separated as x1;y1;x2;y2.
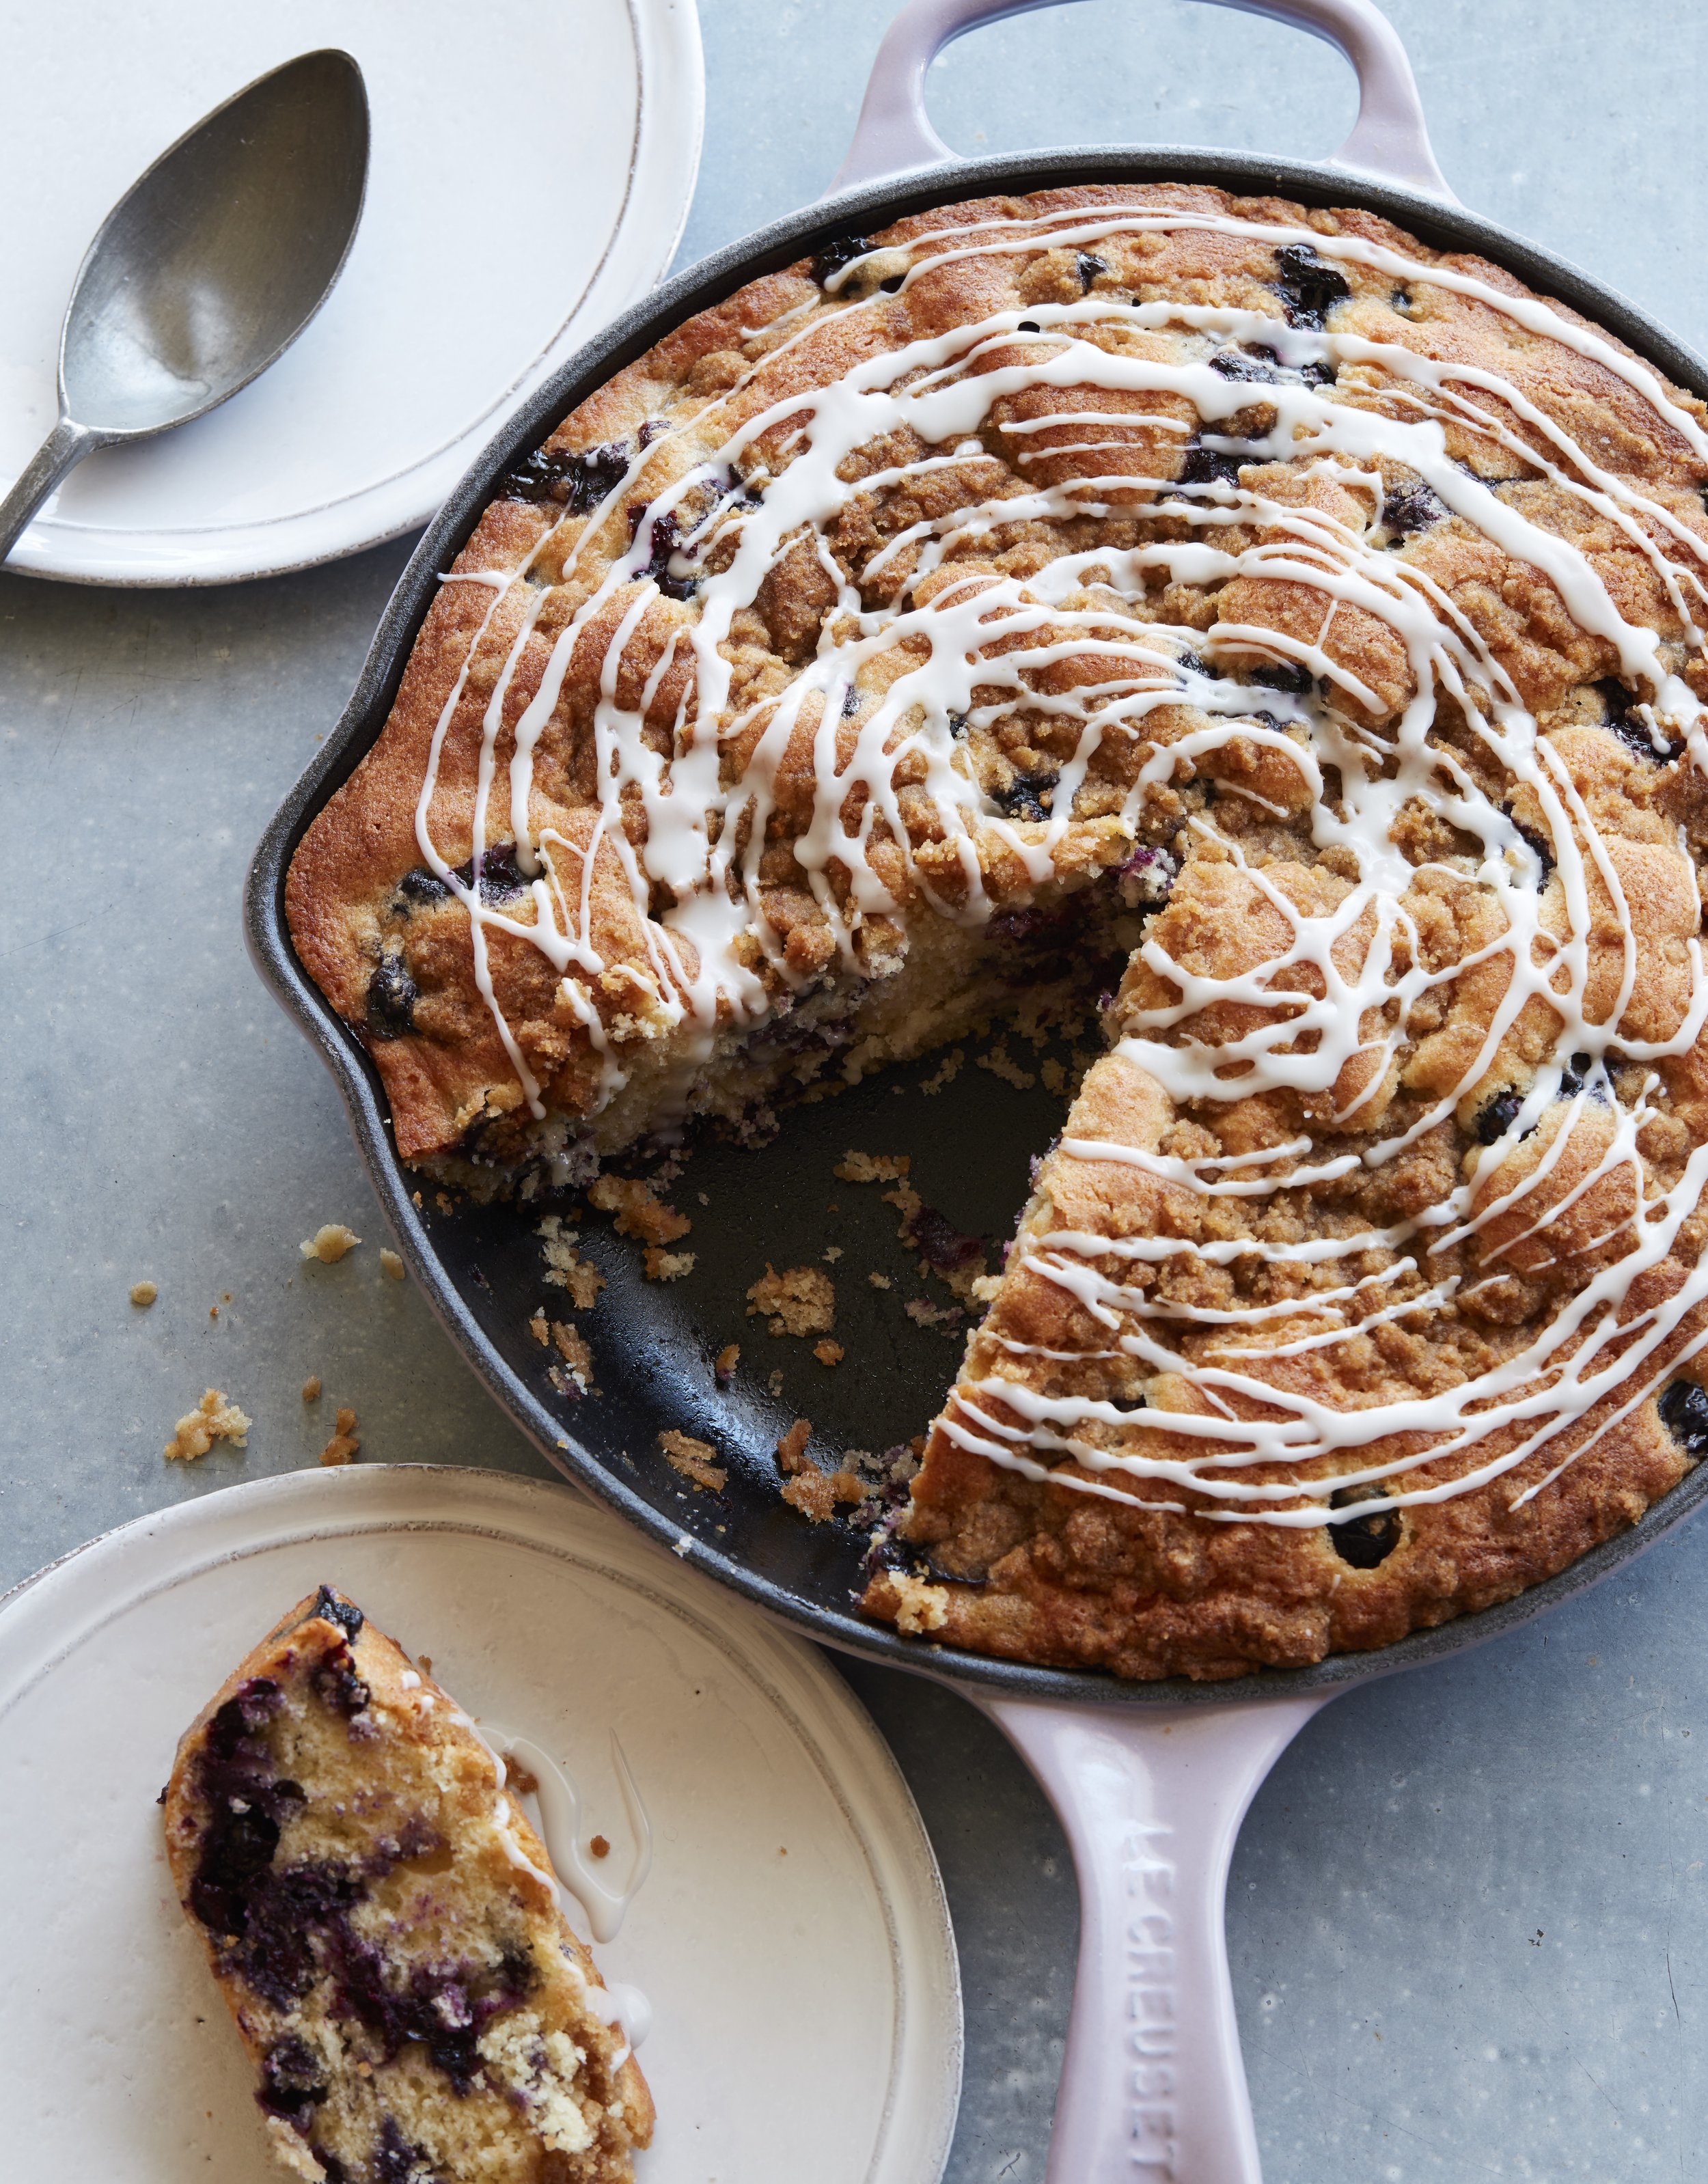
163;1586;653;2183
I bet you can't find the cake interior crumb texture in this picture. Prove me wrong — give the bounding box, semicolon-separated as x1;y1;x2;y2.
163;1587;652;2183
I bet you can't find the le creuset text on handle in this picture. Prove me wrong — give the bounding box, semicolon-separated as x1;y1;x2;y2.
984;1694;1331;2183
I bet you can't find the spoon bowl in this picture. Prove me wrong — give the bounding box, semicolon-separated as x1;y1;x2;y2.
0;49;368;564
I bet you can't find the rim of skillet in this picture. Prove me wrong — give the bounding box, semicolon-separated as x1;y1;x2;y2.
247;141;1708;1707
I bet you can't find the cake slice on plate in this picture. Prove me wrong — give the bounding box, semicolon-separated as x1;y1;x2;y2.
163;1586;652;2183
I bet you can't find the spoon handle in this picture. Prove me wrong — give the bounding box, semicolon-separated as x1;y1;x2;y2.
0;417;98;567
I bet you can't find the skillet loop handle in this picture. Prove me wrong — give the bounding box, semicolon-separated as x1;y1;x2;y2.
981;1692;1329;2184
827;0;1455;201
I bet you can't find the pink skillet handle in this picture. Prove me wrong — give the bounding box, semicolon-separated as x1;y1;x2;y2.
826;0;1455;200
980;1691;1332;2184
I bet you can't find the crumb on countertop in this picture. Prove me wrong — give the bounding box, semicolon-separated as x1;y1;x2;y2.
129;1280;157;1308
378;1248;405;1282
834;1150;911;1184
319;1407;361;1467
301;1376;322;1402
814;1339;844;1366
746;1262;836;1337
588;1174;691;1246
301;1224;361;1263
659;1428;726;1491
165;1389;251;1462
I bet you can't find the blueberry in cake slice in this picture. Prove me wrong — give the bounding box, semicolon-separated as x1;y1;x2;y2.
163;1586;652;2182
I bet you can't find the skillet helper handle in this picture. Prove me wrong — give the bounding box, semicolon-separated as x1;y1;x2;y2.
828;0;1454;200
982;1692;1330;2184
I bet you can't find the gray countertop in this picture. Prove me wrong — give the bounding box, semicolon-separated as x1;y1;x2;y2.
5;3;1707;2174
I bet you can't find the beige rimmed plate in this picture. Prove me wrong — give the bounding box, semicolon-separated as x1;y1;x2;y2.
0;1465;961;2181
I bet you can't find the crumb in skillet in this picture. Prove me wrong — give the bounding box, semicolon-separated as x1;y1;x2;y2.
714;1342;740;1387
834;1151;910;1184
659;1429;726;1491
747;1264;835;1336
644;1247;695;1281
588;1174;691;1246
814;1340;844;1366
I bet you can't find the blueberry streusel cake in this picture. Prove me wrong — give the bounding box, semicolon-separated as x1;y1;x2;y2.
288;184;1708;1677
163;1588;652;2181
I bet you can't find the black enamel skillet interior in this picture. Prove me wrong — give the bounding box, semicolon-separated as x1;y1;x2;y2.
245;3;1708;2174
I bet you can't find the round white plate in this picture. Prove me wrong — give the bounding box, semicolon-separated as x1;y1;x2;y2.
0;1;703;585
0;1465;961;2182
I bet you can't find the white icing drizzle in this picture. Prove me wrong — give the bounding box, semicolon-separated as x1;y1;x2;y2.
474;1720;653;1948
407;201;1708;1525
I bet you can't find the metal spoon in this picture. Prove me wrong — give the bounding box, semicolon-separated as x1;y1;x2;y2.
0;49;368;568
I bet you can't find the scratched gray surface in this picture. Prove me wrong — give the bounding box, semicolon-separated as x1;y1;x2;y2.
3;3;1706;2176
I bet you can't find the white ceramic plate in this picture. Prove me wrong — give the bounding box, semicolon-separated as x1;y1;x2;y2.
0;0;702;585
0;1465;961;2182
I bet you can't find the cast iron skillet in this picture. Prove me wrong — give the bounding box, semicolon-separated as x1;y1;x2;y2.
246;4;1708;2176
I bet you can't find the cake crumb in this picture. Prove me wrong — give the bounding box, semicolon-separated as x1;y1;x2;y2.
501;1754;540;1797
920;1048;965;1095
659;1428;727;1491
906;1297;964;1330
129;1280;157;1307
538;1215;605;1310
823;1245;843;1262
969;1273;1003;1303
714;1342;740;1387
775;1419;813;1475
589;1174;691;1246
746;1263;836;1337
644;1246;696;1282
1041;1057;1067;1095
868;1271;892;1290
886;1571;952;1634
589;1834;611;1860
301;1224;361;1263
768;1369;784;1396
320;1407;361;1467
379;1249;406;1282
781;1464;868;1524
547;1321;594;1396
529;1312;549;1347
301;1376;322;1402
165;1389;251;1462
814;1339;844;1366
978;1041;1037;1090
835;1150;911;1183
